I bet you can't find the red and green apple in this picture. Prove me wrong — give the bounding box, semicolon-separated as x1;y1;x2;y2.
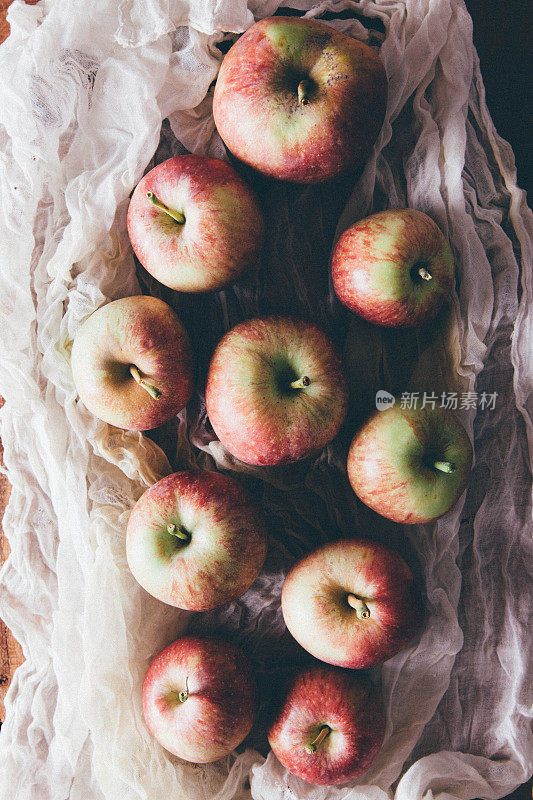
213;16;387;183
142;635;256;763
127;155;264;292
70;295;194;430
205;316;348;466
126;470;267;611
268;662;385;785
347;404;473;524
281;538;423;669
332;209;454;327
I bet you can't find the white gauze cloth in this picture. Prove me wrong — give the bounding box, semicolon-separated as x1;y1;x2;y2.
0;1;531;799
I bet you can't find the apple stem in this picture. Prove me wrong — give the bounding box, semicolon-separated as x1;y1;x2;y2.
129;365;162;399
305;725;331;754
433;460;456;474
166;522;191;542
290;375;311;390
346;594;371;620
178;676;189;703
297;79;312;106
418;266;432;281
146;191;185;225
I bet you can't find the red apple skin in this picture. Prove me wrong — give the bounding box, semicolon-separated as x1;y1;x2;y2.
126;470;268;611
71;295;194;431
213;17;387;184
347;405;473;524
127;155;264;292
268;663;385;785
281;538;423;669
331;209;454;327
205;316;348;466
142;636;256;763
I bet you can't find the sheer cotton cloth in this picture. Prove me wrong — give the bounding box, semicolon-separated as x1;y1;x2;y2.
0;1;531;799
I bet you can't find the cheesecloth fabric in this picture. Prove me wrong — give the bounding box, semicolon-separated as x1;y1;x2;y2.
0;1;531;799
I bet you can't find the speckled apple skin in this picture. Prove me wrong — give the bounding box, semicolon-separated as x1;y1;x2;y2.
127;155;264;292
347;405;473;524
213;16;387;183
281;538;423;669
142;636;256;763
205;316;348;466
268;663;385;785
126;470;268;610
332;209;454;327
71;295;194;430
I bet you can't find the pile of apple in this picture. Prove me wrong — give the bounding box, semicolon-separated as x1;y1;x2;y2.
70;16;473;788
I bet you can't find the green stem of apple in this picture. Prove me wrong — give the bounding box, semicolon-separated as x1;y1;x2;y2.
146;191;185;225
178;677;189;703
346;594;371;620
129;365;162;399
418;266;432;281
166;522;191;543
297;79;312;106
290;375;311;390
433;460;456;474
305;725;331;754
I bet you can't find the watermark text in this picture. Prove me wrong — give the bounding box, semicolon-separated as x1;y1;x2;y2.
375;390;497;411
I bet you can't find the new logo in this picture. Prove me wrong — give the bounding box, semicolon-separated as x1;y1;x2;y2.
375;390;395;411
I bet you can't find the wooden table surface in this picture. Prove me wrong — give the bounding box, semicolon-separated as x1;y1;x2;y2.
0;2;530;798
0;402;23;721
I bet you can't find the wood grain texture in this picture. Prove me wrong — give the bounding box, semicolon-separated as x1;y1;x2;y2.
0;400;24;723
0;1;10;44
0;0;38;43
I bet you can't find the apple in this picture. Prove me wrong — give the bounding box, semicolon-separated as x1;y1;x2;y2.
71;295;194;430
331;209;455;327
127;155;264;292
347;404;473;524
268;662;385;785
142;635;256;763
126;470;268;610
205;316;348;466
281;538;423;669
213;16;387;183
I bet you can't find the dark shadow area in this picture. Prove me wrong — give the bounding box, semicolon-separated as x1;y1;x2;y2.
465;0;532;201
